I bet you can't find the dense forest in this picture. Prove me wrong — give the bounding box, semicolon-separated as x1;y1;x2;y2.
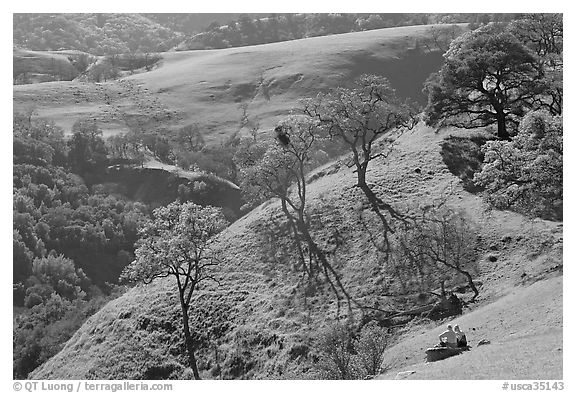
12;112;245;378
12;13;528;86
14;13;526;54
13;14;182;55
178;13;525;50
12;113;152;378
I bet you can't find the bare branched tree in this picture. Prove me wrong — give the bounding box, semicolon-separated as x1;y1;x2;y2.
177;123;206;152
303;74;418;256
420;24;465;53
315;321;389;379
395;207;480;301
355;321;389;377
237;115;360;314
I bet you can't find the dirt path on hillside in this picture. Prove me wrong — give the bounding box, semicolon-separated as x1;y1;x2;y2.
141;154;240;190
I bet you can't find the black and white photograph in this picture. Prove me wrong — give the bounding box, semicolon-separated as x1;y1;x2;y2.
8;9;565;386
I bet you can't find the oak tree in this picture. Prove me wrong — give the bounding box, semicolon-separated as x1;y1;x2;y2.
424;23;548;140
509;14;563;116
474;110;562;220
237;116;356;311
304;74;417;253
395;207;480;301
121;202;228;379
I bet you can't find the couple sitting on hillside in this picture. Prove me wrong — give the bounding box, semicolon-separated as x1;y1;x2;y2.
438;324;468;348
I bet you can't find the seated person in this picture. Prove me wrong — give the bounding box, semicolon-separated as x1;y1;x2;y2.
454;325;467;347
438;324;457;348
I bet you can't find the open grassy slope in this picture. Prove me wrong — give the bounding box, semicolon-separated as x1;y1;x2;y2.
13;25;447;141
30;123;562;380
378;275;562;380
13;49;83;83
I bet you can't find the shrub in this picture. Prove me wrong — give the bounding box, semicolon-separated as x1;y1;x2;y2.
314;324;357;379
474;111;562;220
142;362;183;380
355;321;389;377
314;322;389;379
440;134;491;193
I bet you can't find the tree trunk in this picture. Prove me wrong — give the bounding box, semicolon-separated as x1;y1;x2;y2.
180;299;201;379
358;181;394;234
440;280;446;298
356;164;406;227
356;164;368;189
435;259;479;302
495;108;511;141
461;270;479;302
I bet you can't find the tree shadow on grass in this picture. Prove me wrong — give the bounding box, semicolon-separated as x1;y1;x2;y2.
440;134;493;193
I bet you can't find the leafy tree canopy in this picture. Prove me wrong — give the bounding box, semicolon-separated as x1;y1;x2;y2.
424;23;549;140
474;110;562;220
121;202;227;285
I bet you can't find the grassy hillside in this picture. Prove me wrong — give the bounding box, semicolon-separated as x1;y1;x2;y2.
30;123;562;380
13;25;447;142
13;49;89;84
378;275;562;380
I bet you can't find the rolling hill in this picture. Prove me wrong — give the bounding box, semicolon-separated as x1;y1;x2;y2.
13;49;90;84
29;122;563;380
13;24;449;142
17;22;561;380
378;274;562;380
